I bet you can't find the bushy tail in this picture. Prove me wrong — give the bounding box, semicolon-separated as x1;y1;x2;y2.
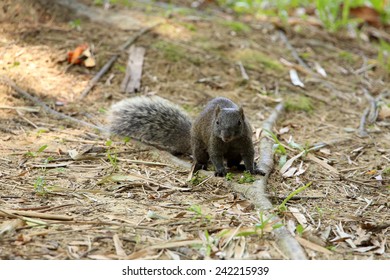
108;96;192;155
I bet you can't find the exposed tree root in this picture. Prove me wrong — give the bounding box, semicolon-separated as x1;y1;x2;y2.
231;103;307;260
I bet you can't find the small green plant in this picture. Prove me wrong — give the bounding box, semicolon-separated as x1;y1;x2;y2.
106;140;118;170
34;176;47;196
315;0;352;32
106;140;113;147
338;50;356;64
182;22;197;32
221;20;251;33
378;39;390;73
296;224;304;236
218;0;389;32
219;212;283;239
315;206;324;219
189;171;206;185
36;128;49;137
279;182;313;212
203;230;212;256
106;152;117;167
188;204;212;221
225;172;234;181
43;156;54;164
255;212;270;238
253;212;282;238
326;245;337;251
265;129;287;168
69;19;82;30
238;171;256;184
188;204;203;217
382;167;390;175
37;145;48;153
115;65;126;73
24;144;48;158
98;108;107;114
193;230;213;257
93;0;104;6
11;61;20;68
25;151;35;158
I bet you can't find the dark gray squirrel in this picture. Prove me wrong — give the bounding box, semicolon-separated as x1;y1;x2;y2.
108;96;263;177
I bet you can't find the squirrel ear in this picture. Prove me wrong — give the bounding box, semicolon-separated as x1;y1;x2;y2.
239;106;245;120
215;105;221;117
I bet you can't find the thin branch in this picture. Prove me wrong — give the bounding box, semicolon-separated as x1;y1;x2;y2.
0;76;106;132
0;208;73;221
358;107;370;137
237;61;249;81
278;30;311;72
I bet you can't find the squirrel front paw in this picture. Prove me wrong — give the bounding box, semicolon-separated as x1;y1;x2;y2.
253;168;266;176
214;168;227;177
246;167;266;176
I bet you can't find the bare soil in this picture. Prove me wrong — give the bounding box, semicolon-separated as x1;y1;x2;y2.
0;0;389;260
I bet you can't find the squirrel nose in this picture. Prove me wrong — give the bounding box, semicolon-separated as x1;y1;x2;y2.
221;136;232;142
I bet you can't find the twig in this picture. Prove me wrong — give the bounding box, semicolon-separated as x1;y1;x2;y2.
237;61;249;81
39;204;76;213
358;88;379;137
278;30;311;72
363;88;379;124
0;76;106;132
0;208;73;221
358;107;370;137
309;138;351;151
116;157;172;167
79;23;160;99
0;105;40;112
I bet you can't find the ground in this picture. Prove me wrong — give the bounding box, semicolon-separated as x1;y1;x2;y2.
0;0;389;260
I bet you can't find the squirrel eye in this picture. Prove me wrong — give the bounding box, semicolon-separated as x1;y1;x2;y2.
238;120;241;125
216;121;220;125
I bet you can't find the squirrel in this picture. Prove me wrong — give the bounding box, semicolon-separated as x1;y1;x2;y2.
108;96;262;177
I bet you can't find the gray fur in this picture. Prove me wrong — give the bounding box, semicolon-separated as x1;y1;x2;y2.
191;97;256;176
108;96;192;155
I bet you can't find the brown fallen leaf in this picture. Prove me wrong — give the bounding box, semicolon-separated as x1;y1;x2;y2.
67;43;96;67
349;6;382;28
68;43;89;64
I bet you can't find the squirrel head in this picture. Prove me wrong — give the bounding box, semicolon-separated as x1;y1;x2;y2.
213;105;245;142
